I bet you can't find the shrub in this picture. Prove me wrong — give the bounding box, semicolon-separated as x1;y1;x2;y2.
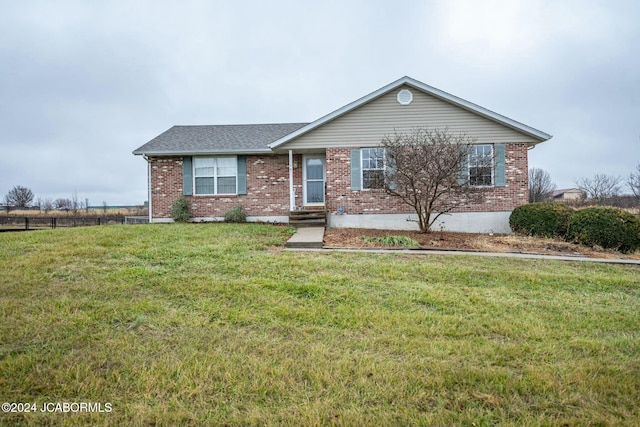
362;235;420;248
509;202;574;238
224;205;247;223
566;207;640;253
171;197;191;223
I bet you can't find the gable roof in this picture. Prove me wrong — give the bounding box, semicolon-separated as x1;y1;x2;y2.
133;123;309;156
134;76;552;156
269;76;551;149
551;188;585;198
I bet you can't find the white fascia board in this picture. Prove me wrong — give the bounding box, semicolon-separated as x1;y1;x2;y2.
269;77;408;149
269;76;552;149
402;78;552;142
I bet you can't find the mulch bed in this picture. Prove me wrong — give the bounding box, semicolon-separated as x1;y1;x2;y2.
323;228;640;260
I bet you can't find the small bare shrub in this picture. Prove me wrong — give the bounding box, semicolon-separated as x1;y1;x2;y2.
171;197;191;223
224;205;247;223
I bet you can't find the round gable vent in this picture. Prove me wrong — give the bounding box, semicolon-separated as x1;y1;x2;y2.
397;89;413;105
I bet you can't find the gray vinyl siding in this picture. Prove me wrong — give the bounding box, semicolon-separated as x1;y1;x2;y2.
282;85;538;149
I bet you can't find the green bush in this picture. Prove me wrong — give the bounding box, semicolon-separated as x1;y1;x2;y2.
509;202;574;238
566;207;640;253
224;205;247;223
171;197;191;223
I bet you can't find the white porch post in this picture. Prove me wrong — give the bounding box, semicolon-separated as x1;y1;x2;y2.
288;149;295;211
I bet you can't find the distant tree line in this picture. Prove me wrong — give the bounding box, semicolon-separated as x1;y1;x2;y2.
529;163;640;209
2;186;114;215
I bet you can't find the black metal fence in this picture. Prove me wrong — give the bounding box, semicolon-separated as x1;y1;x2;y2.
0;216;127;231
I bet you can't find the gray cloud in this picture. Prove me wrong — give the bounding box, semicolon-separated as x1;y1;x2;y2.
1;0;639;204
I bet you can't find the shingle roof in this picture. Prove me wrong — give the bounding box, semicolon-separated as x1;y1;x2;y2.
133;123;309;155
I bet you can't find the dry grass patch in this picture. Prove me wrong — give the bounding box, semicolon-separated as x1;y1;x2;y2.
0;206;147;218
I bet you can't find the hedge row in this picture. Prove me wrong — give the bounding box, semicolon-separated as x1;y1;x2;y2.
566;207;640;253
509;203;573;238
510;203;640;254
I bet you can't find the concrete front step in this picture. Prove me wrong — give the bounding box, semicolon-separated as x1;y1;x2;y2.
290;219;326;228
285;227;325;249
290;212;326;219
289;210;327;227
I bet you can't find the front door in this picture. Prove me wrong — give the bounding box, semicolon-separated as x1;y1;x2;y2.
303;155;325;206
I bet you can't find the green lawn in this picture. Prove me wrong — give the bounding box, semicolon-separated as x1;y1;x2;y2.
1;224;639;426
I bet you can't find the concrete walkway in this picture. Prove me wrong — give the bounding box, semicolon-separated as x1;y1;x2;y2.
287;246;640;266
284;227;640;265
285;227;325;249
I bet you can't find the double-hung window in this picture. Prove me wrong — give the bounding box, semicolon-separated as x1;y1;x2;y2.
193;156;237;195
361;148;385;189
468;145;493;186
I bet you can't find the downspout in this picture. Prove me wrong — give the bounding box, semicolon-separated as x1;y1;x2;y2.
143;155;152;223
288;150;295;211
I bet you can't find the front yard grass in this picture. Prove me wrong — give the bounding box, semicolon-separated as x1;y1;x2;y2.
1;224;639;426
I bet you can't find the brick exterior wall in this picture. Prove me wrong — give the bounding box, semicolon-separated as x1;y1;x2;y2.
148;154;302;219
324;144;529;215
148;143;529;219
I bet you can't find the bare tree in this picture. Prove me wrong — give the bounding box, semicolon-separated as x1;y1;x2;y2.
529;167;556;203
42;198;54;213
576;173;622;204
627;163;640;203
55;198;72;212
381;128;488;233
2;195;12;213
71;190;80;215
5;185;35;208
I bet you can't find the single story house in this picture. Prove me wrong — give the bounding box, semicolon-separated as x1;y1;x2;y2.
133;76;552;233
551;188;585;201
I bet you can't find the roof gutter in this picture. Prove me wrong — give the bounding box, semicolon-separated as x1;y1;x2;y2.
133;148;274;156
401;79;553;142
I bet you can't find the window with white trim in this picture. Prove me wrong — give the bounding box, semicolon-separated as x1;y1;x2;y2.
361;148;385;189
193;156;237;195
469;145;493;186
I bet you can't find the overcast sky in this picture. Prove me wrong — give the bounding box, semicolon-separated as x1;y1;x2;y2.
1;0;639;205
